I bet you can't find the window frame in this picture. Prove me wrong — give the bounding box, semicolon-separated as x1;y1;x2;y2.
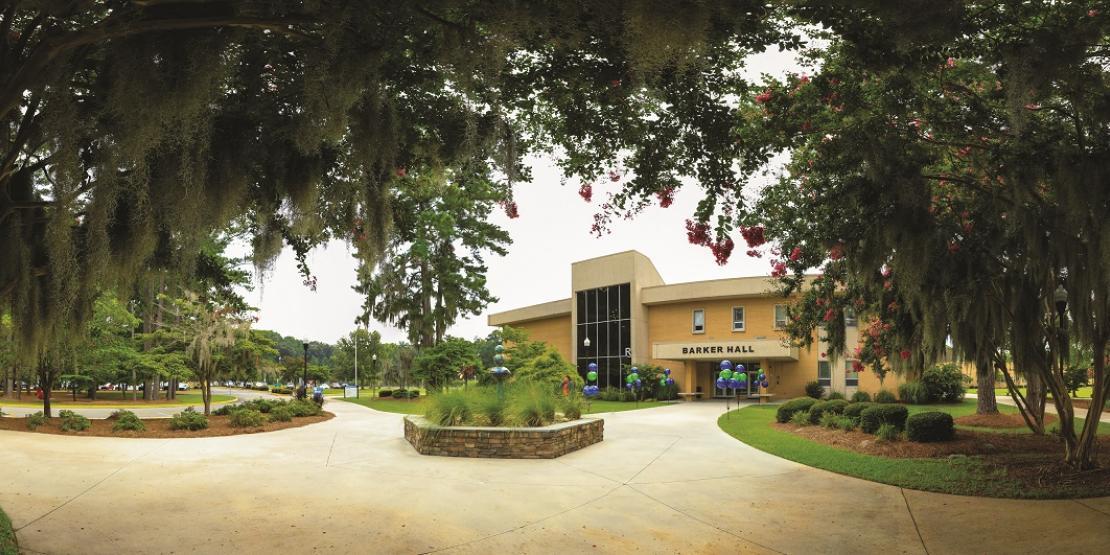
773;304;788;330
845;360;859;386
692;308;706;334
731;306;745;332
817;360;831;387
844;307;858;327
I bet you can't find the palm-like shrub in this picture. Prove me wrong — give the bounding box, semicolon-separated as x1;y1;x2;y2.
507;383;557;427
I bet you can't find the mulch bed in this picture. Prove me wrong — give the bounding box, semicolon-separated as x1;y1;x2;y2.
0;412;333;438
955;412;1057;429
774;422;1110;494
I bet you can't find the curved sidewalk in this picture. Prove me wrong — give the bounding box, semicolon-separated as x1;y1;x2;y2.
1;400;1107;554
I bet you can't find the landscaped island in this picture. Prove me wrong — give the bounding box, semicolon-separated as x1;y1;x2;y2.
403;384;604;458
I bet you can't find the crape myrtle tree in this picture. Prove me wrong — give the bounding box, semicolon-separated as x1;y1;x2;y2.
0;2;789;362
593;4;1106;468
356;169;510;348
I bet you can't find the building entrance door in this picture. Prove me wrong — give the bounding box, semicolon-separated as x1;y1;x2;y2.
712;362;761;399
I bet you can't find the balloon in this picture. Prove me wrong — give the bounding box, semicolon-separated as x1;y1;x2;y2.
737;364;746;373
635;379;642;387
739;381;748;390
663;368;671;375
720;360;733;370
719;369;733;380
762;380;769;388
626;383;633;390
631;366;639;373
588;362;598;372
587;370;598;382
659;378;667;386
737;373;747;382
715;378;726;389
728;379;738;389
666;378;675;386
758;373;766;381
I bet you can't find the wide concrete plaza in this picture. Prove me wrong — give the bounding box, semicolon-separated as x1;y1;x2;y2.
1;400;1108;554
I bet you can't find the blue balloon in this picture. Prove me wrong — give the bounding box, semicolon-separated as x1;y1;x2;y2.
666;378;675;386
663;368;671;375
761;380;769;388
588;362;598;372
737;364;746;373
758;373;766;381
715;378;726;389
634;379;642;387
720;360;733;370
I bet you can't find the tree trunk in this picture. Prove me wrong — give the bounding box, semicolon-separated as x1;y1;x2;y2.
975;358;998;414
87;384;96;400
1070;333;1106;470
40;368;54;418
202;377;211;415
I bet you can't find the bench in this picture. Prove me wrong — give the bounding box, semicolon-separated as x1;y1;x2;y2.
748;394;776;404
677;392;703;401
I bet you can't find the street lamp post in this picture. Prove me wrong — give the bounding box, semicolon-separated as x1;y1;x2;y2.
301;342;309;400
372;353;378;394
1055;283;1069;371
354;330;359;399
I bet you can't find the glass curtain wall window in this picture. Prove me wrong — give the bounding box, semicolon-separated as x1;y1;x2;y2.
732;307;745;331
576;283;632;389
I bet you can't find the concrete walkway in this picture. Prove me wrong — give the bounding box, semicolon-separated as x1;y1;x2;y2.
1;401;1108;554
969;392;1110;424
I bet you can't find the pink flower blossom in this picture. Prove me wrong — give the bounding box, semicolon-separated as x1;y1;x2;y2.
578;183;593;202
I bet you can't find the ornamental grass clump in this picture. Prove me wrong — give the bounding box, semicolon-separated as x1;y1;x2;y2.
426;390;473;426
473;390;507;426
507;383;556;427
560;396;584;420
876;423;900;442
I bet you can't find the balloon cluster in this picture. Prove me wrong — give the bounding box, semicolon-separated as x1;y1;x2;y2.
658;368;675;387
625;366;642;390
583;362;600;397
713;360;769;390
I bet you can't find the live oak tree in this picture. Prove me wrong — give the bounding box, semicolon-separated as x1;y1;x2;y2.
0;1;786;359
356;170;510;348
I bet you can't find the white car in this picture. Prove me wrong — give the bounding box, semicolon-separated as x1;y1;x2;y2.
177;382;189;391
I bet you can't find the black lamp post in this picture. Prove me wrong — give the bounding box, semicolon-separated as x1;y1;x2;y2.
1055;284;1069;368
301;342;309;400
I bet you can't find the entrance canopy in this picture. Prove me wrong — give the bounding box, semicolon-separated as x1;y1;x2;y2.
652;340;798;361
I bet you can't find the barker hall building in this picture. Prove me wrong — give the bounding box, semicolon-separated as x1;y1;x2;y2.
487;251;890;400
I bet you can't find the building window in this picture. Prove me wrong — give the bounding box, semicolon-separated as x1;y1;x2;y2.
846;360;859;386
576;283;632;388
774;304;788;329
844;307;857;327
817;361;831;387
692;309;705;334
731;306;745;331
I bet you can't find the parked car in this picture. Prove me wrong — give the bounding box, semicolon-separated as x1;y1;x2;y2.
177;382;189;391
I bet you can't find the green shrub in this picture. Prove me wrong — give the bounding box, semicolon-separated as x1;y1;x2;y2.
655;382;679;401
112;410;145;432
59;410;90;432
25;411;46;430
289;400;322;417
836;416;857;432
599;388;621;402
560;396;584;420
898;381;930;404
808;399;849;423
1063;365;1090;396
229;408;266;428
474;391;507;426
874;389;897;403
843;402;874;421
826;391;845;400
860;404;909;434
850;391;872;403
241;399;277;413
804;381;824;399
905;411;955;442
271;387;292;395
921;364;966;403
169;407;209;431
876;423;900;442
776;397;818;423
213;404;236;416
790;410;811;426
268;405;293;422
426;390;473;426
821;411;840;429
378;389;393;398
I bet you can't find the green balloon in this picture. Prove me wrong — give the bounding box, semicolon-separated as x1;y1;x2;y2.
719;369;733;380
738;372;747;382
630;372;639;382
660;378;667;386
587;370;598;381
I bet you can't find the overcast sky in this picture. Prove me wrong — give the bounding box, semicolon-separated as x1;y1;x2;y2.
237;48;803;345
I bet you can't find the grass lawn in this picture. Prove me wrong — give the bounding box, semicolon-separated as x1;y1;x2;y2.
0;391;234;408
986;386;1094;399
0;506;16;555
719;405;1103;498
339;395;673;416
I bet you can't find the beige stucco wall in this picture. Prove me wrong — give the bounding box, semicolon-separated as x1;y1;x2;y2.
512;315;573;363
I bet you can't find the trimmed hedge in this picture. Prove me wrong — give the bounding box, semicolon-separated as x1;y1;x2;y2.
379;389;393;398
874;389;897;404
906;411;955;442
850;391;872;403
860;404;909;434
808;399;850;424
776;397;818;423
842;402;874;420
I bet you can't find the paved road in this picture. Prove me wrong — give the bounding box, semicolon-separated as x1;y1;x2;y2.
0;388;268;419
2;400;1108;554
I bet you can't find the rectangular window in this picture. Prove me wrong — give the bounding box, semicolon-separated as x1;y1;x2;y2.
817;361;831;386
844;308;857;327
846;360;859;386
692;309;706;334
732;306;745;331
774;304;788;329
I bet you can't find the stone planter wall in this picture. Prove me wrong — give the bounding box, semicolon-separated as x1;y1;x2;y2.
403;415;604;459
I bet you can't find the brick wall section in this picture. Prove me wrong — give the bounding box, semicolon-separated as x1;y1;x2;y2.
404;416;604;459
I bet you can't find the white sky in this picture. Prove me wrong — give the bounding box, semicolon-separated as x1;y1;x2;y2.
237;48;804;345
